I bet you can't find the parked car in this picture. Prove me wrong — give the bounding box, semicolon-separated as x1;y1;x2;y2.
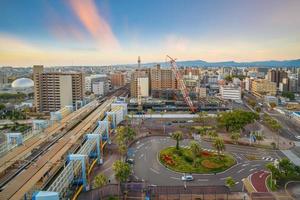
126;158;135;164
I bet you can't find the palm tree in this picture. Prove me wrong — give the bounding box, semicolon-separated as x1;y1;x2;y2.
213;137;225;156
148;109;154;119
230;132;240;144
208;130;218;140
171;131;183;150
225;176;236;190
189;141;202;166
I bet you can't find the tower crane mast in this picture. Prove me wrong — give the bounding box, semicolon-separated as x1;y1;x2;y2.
167;55;196;113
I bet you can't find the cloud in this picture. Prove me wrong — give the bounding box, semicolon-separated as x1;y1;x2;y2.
164;35;190;52
67;0;120;50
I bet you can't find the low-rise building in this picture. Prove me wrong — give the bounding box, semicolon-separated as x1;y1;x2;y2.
219;85;241;101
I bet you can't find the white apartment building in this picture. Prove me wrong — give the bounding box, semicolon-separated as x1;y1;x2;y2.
220;85;241;102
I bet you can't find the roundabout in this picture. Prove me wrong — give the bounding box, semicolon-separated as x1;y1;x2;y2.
159;146;236;174
128;135;285;191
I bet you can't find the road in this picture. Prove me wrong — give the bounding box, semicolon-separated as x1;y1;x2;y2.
129;136;285;192
264;108;300;141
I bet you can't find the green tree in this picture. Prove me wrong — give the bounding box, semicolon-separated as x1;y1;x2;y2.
279;158;295;177
248;99;256;108
113;160;131;183
269;102;277;109
225;177;236;189
194;158;202;167
266;163;280;187
94;173;108;188
189;141;202;166
0;104;5;110
116;126;136;145
224;75;233;82
282;91;295;100
171;131;183;150
217;110;259;132
213;137;225;156
230;132;240;144
197;127;208;137
197;111;208;126
255;107;261;113
207;130;218;140
148;109;154;119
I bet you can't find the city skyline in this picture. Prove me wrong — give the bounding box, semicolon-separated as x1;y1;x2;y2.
0;0;300;66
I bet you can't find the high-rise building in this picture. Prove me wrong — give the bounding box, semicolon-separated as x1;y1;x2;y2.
110;72;126;88
150;65;177;93
267;69;288;87
33;65;85;113
251;79;277;98
130;69;149;98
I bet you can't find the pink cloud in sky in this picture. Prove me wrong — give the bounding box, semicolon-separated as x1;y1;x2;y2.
68;0;120;50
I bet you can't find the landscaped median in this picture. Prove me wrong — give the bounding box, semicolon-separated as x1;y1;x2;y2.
159;146;236;174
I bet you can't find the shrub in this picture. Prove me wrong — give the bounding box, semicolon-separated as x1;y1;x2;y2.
201;160;223;169
184;155;193;163
201;151;212;157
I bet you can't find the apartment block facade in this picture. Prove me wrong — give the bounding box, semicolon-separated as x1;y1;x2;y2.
110;72;126;88
33;65;85;113
251;79;277;98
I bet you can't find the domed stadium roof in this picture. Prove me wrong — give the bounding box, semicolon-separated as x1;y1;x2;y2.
11;78;34;88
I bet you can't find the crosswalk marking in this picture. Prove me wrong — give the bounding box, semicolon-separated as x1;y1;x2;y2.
262;157;278;162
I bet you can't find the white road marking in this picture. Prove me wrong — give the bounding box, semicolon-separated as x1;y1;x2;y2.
252;164;260;167
170;176;180;180
220;177;227;180
197;179;208;181
242;163;249;167
235;181;239;185
139;154;144;159
250;168;257;171
150;168;160;174
237;169;245;173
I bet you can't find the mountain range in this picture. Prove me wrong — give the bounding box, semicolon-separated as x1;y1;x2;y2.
136;59;300;68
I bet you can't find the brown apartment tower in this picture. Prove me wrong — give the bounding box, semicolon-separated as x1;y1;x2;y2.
33;65;85;113
150;64;177;91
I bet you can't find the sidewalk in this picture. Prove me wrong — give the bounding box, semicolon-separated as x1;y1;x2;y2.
281;150;300;166
250;170;270;192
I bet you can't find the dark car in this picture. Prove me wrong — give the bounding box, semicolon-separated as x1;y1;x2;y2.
126;158;135;164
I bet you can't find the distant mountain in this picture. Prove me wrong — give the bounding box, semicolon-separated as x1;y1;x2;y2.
137;59;300;68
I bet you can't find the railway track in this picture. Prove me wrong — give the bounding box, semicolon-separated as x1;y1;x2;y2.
0;87;128;200
0;100;99;176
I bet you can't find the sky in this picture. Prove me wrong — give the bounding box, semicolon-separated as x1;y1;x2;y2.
0;0;300;66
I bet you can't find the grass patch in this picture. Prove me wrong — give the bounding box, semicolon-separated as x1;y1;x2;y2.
159;146;236;174
266;175;278;191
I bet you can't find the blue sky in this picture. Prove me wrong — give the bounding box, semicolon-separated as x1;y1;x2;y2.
0;0;299;66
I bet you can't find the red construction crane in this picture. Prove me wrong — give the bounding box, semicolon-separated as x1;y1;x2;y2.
167;55;196;113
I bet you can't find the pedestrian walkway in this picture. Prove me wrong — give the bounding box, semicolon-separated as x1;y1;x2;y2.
281;150;300;166
250;170;270;192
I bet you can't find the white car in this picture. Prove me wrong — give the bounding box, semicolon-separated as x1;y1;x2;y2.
295;136;300;140
181;175;194;181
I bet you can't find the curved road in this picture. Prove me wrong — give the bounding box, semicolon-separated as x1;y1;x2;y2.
129;136;285;191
